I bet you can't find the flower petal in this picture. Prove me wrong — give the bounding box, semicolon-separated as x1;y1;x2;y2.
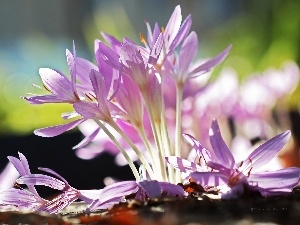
191;171;229;187
17;174;66;190
248;167;300;193
0;188;43;209
88;181;138;211
34;118;85;137
72;127;101;149
163;5;182;48
38;167;69;185
209;119;235;168
160;182;185;196
39;68;77;102
183;133;212;164
243;131;291;173
137;180;161;198
188;44;232;77
169;14;192;50
178;31;198;79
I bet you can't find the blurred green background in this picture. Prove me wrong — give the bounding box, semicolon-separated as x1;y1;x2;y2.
0;0;299;136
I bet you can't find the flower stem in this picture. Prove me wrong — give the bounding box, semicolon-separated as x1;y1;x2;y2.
108;119;156;180
94;120;140;180
141;89;167;181
136;125;161;180
175;82;184;183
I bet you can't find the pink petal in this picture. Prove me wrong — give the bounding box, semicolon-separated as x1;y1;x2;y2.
17;174;65;190
183;133;212;164
209;119;235;168
74;101;105;119
75;57;97;86
137;180;161;198
178;31;198;78
243;131;291;173
169;15;192;50
191;171;229;187
72;127;101;149
34;118;85;137
160;182;185;196
164;5;182;48
189;44;232;77
39;68;76;102
248;167;300;194
38;167;69;185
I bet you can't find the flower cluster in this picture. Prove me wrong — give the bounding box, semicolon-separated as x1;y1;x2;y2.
1;5;299;213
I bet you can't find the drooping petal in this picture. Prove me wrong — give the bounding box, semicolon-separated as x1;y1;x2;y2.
88;181;139;211
34;118;85;137
38;167;69;186
209;119;235;168
242;131;291;173
72;127;101;149
16;174;66;190
0;188;44;209
248;167;300;194
188;44;232;78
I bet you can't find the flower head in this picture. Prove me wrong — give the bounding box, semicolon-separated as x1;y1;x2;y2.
167;119;300;198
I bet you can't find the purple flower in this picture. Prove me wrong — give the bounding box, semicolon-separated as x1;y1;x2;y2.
163;32;232;84
167;120;300;198
1;153;99;213
193;120;300;197
23;43;81;104
143;5;192;65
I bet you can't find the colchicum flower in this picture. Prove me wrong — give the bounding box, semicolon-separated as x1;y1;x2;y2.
1;4;299;214
167;120;300;198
